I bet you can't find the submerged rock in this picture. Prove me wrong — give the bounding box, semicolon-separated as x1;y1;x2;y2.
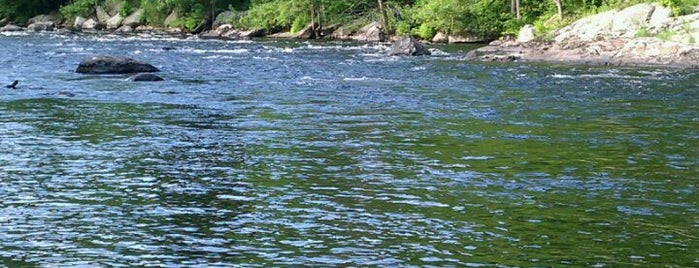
76;56;159;74
390;35;431;56
128;73;164;82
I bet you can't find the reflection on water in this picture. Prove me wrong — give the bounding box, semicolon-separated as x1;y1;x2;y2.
0;34;697;267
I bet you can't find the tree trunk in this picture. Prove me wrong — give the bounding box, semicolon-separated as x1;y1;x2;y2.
310;0;317;38
516;0;521;19
554;0;563;19
377;0;390;32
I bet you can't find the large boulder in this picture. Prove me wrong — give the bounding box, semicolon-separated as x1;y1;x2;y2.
76;56;159;74
352;21;384;42
610;3;656;38
27;22;55;32
1;24;24;32
82;18;102;30
122;9;143;27
517;24;536;43
28;13;63;26
555;10;616;43
128;73;163;82
73;16;87;29
389;35;431;56
648;5;673;32
96;5;111;24
432;32;449;43
106;14;124;29
448;34;485;43
115;25;133;33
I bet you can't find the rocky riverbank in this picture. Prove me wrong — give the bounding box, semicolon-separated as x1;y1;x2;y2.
466;3;699;68
2;3;698;68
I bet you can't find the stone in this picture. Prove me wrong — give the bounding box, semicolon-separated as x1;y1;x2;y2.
389;35;431;56
76;56;159;74
611;3;655;38
1;24;23;32
106;14;124;29
96;5;111;24
240;28;265;38
517;24;536;43
28;13;63;26
115;25;133;33
128;73;164;82
82;19;101;30
135;25;155;32
448;34;485;43
352;21;384;42
27;22;55;32
74;16;87;29
555;10;616;43
648;4;673;31
122;9;143;27
432;32;448;43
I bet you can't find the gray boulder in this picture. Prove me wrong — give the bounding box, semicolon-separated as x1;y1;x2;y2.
82;18;102;30
27;21;55;32
128;73;164;82
115;25;133;33
28;13;63;26
96;5;111;24
106;14;124;29
517;24;536;43
432;32;448;43
76;56;159;74
122;9;143;27
1;24;23;32
73;16;87;29
352;21;384;42
390;35;431;56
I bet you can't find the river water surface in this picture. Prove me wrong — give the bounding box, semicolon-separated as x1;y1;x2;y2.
0;33;697;267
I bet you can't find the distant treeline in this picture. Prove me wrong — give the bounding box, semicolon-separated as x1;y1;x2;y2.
1;0;697;38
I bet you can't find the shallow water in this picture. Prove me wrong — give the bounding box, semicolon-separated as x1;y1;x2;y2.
0;32;697;267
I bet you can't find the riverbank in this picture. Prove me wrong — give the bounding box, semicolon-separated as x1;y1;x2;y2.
466;3;699;68
1;3;698;69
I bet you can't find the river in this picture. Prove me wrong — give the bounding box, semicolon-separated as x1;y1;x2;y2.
0;32;697;267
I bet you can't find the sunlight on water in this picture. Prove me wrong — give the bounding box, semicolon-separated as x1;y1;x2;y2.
0;33;697;267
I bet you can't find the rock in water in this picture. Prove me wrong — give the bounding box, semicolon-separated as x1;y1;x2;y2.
128;73;164;82
389;35;431;56
76;56;159;74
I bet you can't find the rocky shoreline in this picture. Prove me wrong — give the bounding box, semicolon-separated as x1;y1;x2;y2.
467;3;699;68
2;3;698;69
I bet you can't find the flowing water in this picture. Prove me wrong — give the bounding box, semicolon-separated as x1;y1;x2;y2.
0;32;697;267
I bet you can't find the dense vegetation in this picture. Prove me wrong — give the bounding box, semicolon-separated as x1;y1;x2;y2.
1;0;697;38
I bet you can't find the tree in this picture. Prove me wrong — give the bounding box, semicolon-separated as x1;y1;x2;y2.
553;0;562;19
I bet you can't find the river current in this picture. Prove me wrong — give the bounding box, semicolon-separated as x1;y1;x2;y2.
0;32;697;267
